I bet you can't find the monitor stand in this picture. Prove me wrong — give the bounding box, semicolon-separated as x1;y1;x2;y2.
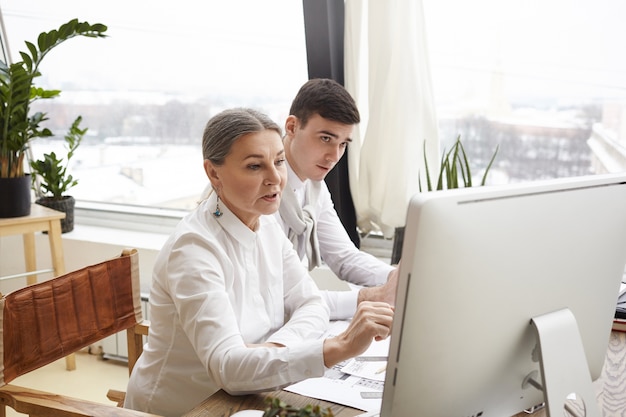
526;308;601;417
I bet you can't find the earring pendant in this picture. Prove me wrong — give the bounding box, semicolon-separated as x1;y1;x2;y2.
213;197;223;218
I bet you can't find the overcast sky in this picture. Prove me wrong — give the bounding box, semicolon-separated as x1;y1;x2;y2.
0;0;309;98
1;0;624;104
423;0;626;102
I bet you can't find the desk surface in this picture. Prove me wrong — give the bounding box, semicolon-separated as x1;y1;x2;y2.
184;389;362;417
184;331;626;417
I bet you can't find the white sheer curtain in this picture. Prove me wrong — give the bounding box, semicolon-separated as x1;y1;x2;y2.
344;0;439;238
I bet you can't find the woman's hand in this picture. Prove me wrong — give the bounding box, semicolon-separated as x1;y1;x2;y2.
323;301;394;367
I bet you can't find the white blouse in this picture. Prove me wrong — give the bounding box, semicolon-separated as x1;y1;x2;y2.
124;192;330;417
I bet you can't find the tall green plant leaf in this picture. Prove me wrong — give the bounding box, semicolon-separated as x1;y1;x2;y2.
418;136;499;192
0;19;107;178
480;144;500;186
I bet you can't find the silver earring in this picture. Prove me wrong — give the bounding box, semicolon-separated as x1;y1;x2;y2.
213;196;223;218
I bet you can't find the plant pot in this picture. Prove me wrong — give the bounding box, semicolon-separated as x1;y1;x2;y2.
0;175;32;218
391;226;405;265
36;196;75;233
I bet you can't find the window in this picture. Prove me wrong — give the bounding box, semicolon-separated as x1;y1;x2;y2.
1;0;308;210
4;1;625;217
422;0;626;183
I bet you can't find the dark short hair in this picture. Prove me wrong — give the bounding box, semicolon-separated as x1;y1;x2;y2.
289;78;360;128
202;108;281;165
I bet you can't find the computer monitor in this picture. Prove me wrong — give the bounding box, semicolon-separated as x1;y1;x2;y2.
380;173;626;417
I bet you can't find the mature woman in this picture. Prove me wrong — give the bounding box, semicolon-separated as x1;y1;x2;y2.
124;108;393;417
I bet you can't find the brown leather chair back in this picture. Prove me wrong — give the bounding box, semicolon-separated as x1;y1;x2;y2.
0;248;142;386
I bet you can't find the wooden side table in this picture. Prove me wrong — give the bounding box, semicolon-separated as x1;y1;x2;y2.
0;203;75;370
0;204;66;284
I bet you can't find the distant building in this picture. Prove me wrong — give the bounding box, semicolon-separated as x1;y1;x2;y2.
587;102;626;173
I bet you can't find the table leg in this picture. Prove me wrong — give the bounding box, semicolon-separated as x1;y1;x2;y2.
22;232;38;286
47;220;66;277
47;219;75;371
65;354;76;371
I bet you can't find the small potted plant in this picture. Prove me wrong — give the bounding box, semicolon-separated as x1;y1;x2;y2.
390;136;499;264
263;397;334;417
0;18;107;218
30;116;86;233
419;135;499;192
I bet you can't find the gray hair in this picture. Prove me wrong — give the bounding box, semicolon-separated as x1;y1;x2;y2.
202;108;282;166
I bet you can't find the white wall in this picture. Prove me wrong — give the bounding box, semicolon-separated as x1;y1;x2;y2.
0;223;391;295
0;225;165;295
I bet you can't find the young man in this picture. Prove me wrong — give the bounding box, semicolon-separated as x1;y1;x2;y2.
278;78;399;320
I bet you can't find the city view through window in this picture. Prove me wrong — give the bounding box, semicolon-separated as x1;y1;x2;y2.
1;0;309;210
424;0;626;185
2;0;625;212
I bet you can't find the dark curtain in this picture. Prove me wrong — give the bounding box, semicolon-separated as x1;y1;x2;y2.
301;0;360;248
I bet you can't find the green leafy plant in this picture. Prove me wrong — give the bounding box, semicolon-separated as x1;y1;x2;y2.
30;116;86;199
419;135;499;191
263;397;334;417
0;18;107;179
392;136;499;263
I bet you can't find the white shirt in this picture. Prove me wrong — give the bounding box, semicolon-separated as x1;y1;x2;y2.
276;162;395;320
124;193;329;417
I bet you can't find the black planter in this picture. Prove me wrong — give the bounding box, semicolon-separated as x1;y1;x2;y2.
36;195;75;233
0;175;32;218
391;226;405;265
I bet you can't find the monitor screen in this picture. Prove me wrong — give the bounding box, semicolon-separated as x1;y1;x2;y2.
381;173;626;417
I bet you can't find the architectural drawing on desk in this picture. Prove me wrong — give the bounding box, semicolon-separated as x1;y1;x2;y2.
342;358;386;382
284;320;388;412
324;359;385;398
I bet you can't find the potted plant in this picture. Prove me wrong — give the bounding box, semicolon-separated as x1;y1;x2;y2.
390;136;499;264
0;18;107;218
419;135;499;192
263;397;334;417
30;116;86;233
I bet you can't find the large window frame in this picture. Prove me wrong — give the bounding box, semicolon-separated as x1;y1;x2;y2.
0;1;315;233
2;1;624;236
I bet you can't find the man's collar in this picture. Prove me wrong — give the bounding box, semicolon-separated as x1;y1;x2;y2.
286;160;306;192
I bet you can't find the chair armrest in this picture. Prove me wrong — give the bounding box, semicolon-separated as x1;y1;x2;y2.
107;389;127;408
136;321;150;336
0;384;162;417
127;320;150;376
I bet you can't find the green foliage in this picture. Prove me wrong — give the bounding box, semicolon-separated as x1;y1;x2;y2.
419;135;499;192
262;397;334;417
30;116;86;199
0;18;107;178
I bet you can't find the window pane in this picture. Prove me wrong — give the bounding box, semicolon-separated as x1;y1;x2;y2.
423;0;626;183
1;0;308;209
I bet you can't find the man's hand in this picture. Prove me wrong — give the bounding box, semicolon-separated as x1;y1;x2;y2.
357;262;401;306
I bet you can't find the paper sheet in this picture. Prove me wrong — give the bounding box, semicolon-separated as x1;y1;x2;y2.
284;320;389;412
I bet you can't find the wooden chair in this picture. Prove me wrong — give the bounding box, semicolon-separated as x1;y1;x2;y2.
105;321;150;407
0;248;160;417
